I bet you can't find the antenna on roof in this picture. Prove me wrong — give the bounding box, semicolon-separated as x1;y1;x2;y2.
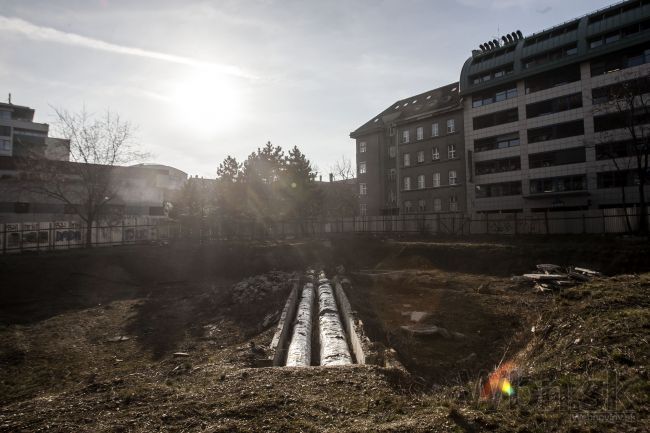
8;93;11;104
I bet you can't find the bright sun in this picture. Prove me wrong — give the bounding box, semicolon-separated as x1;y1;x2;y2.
170;69;243;136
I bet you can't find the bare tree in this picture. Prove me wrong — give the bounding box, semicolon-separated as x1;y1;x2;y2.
330;155;354;181
594;73;650;234
22;107;145;246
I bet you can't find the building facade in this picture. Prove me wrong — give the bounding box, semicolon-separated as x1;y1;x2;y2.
0;101;70;160
0;101;188;222
460;0;650;215
350;83;466;216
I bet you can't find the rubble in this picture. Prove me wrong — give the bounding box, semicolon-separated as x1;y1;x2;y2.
513;264;602;292
231;272;294;304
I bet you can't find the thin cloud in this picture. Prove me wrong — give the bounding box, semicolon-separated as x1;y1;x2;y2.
0;15;257;80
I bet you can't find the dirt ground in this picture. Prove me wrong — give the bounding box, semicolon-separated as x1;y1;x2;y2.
0;236;648;432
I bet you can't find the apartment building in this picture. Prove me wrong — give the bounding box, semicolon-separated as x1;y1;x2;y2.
460;0;650;215
0;100;70;161
350;82;465;216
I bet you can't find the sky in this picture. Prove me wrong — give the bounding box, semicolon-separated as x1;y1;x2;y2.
0;0;616;178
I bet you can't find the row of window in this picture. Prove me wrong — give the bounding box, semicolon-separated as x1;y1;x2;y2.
591;43;650;76
403;145;457;166
403;171;458;190
592;77;650;104
401;120;456;143
588;1;650;24
472;85;517;108
474;119;585;151
473;93;583;130
470;65;514;85
470;171;640;200
474;146;587;175
475;174;586;198
523;44;578;70
588;19;650;50
403;196;459;213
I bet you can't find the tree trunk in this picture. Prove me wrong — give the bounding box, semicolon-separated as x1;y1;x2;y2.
638;180;648;235
85;218;94;248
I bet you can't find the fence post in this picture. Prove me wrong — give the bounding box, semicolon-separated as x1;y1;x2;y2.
544;210;550;235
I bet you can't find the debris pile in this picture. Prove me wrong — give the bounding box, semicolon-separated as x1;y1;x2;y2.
513;264;601;292
231;271;293;304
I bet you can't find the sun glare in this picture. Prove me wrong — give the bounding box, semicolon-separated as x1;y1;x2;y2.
170;69;243;136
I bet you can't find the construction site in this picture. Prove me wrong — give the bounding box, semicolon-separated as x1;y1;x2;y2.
0;236;648;432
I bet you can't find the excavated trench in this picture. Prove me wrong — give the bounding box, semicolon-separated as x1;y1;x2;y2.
270;270;373;367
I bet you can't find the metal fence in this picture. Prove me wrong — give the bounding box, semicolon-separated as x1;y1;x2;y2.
0;217;177;254
175;207;649;240
1;207;647;253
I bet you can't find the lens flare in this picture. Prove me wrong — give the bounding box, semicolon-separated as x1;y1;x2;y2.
500;378;514;396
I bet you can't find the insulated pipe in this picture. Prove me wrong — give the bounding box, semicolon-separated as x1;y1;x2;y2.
317;280;352;366
285;282;314;367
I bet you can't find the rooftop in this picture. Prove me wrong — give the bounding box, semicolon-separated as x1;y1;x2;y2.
350;82;461;137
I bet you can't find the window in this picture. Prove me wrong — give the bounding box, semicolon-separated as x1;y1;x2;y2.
525;64;581;94
433;198;442;212
529;175;586;194
359;183;367;195
590;42;650;76
472;86;517;107
447;119;455;134
389;146;396;158
359;141;367;153
417;150;425;163
402;130;410;143
473;108;518;130
448;144;456;159
469;64;514;85
0;126;11;136
528;147;586;169
14;202;30;213
522;44;577;69
474;133;520;152
449;195;458;212
449;170;457;185
418;199;426;212
0;138;10;151
403;153;410;167
526;93;582;118
597;170;639;188
594;110;650;132
417;174;425;189
404;201;413;213
360;203;367;216
589;19;650;50
431;123;439;137
527;120;584;143
592;78;650;105
475;157;521;175
475;181;522;198
403;177;411;190
389;190;396;203
359;162;367;174
388;168;396;180
596;140;637;160
432;147;440;160
0;111;10;120
432;172;441;187
417;127;424;140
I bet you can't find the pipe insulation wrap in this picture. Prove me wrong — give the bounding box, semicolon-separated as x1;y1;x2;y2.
317;283;352;366
285;283;314;367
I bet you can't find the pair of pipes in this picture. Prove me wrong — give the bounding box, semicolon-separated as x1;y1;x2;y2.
285;272;352;366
